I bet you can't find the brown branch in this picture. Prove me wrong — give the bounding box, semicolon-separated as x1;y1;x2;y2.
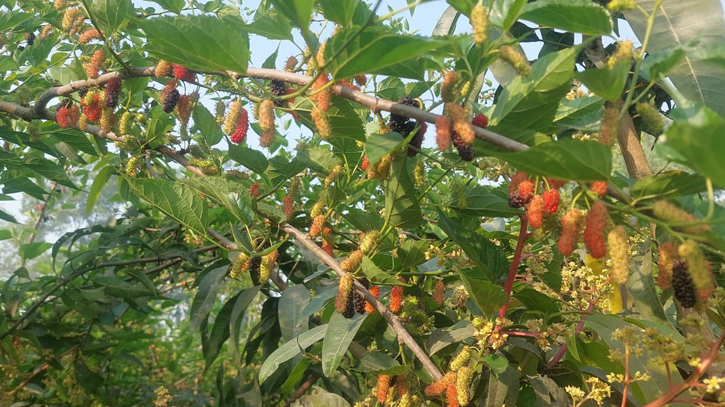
284;374;319;407
610;99;652;179
279;221;444;381
5;344;80;397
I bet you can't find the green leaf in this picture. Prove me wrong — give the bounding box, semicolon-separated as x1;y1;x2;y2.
228;144;269;174
0;150;77;189
0;209;18;224
125;178;208;236
491;47;577;132
520;0;612;35
398;240;430;269
325;26;452;79
553;97;605;130
436;210;509;281
454;185;522;218
278;284;311;343
20;242;52;261
458;268;508;316
74;360;104;391
95;276;154;299
358;351;406;375
365;132;404;166
91;0;132;33
322;313;367;376
626;239;668;324
361;256;405;286
625;0;725;117
184;177;254;225
293;392;351;407
575;62;629;102
384;160;422;229
86;166;115;214
630;172;707;200
432;6;460;36
268;156;307;185
231;286;262;365
138;16;249;73
292;96;366;141
662;109;725;187
487;139;612;181
489;0;528;30
269;0;315;32
642;47;686;80
484;366;521;407
258;324;327;383
296;146;341;175
319;0;359;27
427;319;475;355
245;9;294;40
446;0;474;15
189;265;227;332
151;0;184;13
193;105;225;146
482;354;509;375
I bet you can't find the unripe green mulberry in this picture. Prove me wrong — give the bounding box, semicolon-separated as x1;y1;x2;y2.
359;230;380;254
230;252;250;280
125;156;143;177
259;250;278;284
499;45;531;77
607;0;637;12
215;100;225;125
441;71;462;103
449;346;471;372
599;108;619;147
607;225;629;284
340;250;363;273
310;199;325;218
652;200;709;235
635;102;664;136
456;366;473;406
119;111;132;135
259;99;275;132
656;242;678;290
224;101;242;136
413;162;425;189
335;274;353;314
470;5;488;45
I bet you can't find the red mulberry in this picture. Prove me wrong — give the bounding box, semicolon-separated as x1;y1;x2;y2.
390;284;404;314
558;209;582;256
365;286;379;314
425;371;456;397
172;64;195;82
56;107;71;128
250;183;260;198
527;194;544;228
543;189;559;214
472;113;488;128
583;201;608;258
361;156;370;171
311;74;331;111
590;181;607;197
451;131;474;161
105;77;121;108
434;281;445;305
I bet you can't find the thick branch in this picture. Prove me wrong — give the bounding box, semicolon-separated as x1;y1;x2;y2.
610;99;652;179
279;221;444;381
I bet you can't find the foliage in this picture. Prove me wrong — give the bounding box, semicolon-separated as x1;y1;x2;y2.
0;0;725;406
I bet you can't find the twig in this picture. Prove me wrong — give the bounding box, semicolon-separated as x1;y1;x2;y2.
5;344;80;396
284;374;319;407
498;215;529;320
279;221;443;381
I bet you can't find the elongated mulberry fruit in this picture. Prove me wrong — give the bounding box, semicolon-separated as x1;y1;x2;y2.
656;242;678;290
451;132;474;161
607;225;629;284
425;371;456;397
57;107;71;128
359;230;380;254
259;250;278;284
377;375;392;403
499;45;531;76
365;286;379;314
354;278;370;314
78;28;102;44
652;200;709;235
86;49;105;79
390;284;404;313
450;346;471;372
155;59;172;77
636;102;664;136
259;100;275;132
679;240;714;306
558;209;583;256
527;195;544;228
672;260;696;308
231;108;249;144
599;108;619;147
456;366;472;406
311;107;331;139
436;116;452;150
224;100;242;135
341;250;363;272
543;189;559;214
105;77;121;108
434;281;445;305
583;201;608;258
470;4;488;45
322;240;333;257
311;74;331;111
100;107;113;132
441;71;462;103
176;95;191;127
69;104;80;126
250;182;260;198
162;88;180;113
336;274;353;314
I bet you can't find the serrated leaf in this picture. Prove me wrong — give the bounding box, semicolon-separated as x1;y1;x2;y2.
91;0;131;32
454;185;522;218
228;144;269;174
489;0;528;31
630;172;707;199
151;0;184;13
520;0;612;35
487;139;612;181
365;132;404;166
361;256;404;285
125;178;208;236
322;313;366;376
184;177;254;225
292;96;366;141
427;319;475;355
189;265;227;332
491;47;577;132
318;0;358;27
269;0;314;32
0;150;77;189
245;9;294;40
575;62;629;102
138;16;249;73
258;324;327;383
193;105;225;146
662;113;725;188
325;26;451;79
458;268;508;316
384;160;422;229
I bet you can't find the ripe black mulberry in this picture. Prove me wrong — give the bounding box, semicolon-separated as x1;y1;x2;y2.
451;131;474;161
672;260;696;308
162;88;180;113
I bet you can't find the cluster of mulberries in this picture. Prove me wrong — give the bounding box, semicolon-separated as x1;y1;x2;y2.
161;80;180;113
607;225;629;284
85;49;105;79
499;45;531;76
81;91;102;122
583;201;608;258
104;76;121;108
78;28;101;44
172;64;195;82
470;5;488;45
671;260;696;308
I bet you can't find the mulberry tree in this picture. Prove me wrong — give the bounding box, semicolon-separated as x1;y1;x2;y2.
1;0;725;406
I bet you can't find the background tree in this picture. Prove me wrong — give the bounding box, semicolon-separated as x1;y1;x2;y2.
1;0;725;406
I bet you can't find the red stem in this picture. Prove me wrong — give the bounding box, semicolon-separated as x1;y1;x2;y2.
498;215;528;320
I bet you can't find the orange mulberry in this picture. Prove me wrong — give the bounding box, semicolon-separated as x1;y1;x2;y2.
361;156;370;171
78;28;102;44
434;281;445;305
517;180;535;203
583;201;608;258
250;183;260;198
425;371;456;397
447;383;460;407
335;274;353;314
322;240;333;257
527;195;544;228
436;116;452;150
56;107;71;128
85;49;105;79
590;181;607;197
311;106;331;139
377;375;392;403
558;209;582;256
176;94;191;127
390;284;404;313
509;172;528;197
365;286;379;314
311;74;331;111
